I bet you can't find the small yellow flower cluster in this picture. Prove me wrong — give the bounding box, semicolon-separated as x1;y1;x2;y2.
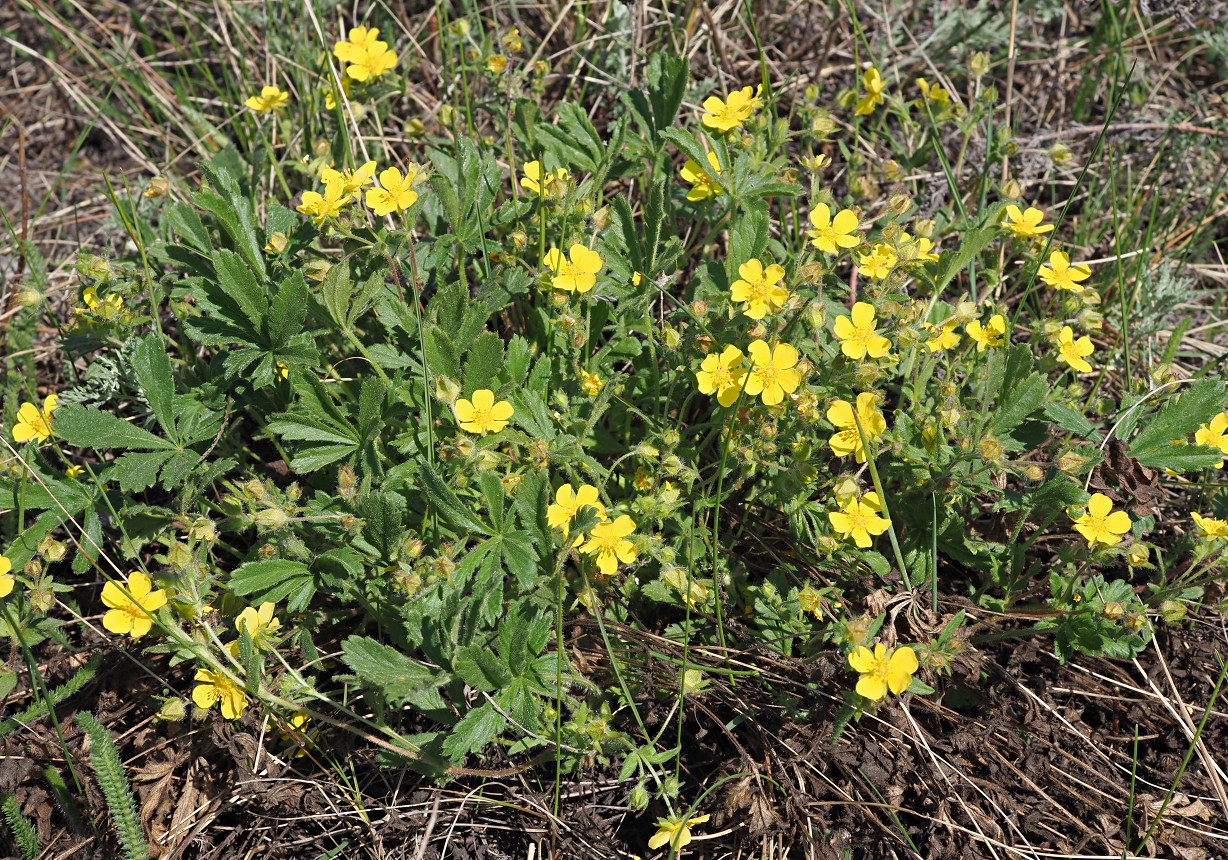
854;66;886;116
1069;493;1131;547
680;151;722;202
12;394;60;445
543;244;604;293
695;341;801;408
849;643;918;700
520;161;570;198
701;85;762;132
295;161;421;225
193;602;283;720
245;84;289;114
333;25;397;83
547;484;638;575
828;490;890;547
1195;412;1228;468
454;389;514;435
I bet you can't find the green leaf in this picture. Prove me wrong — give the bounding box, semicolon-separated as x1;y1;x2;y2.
341;636;436;703
463;331;504;392
994;372;1046;434
230;559;316;612
268;269;308;348
454;646;512;692
1132;443;1223;472
109;451;175;493
1128;378;1227;459
1043;402;1097;438
212;249;266;330
932;207;1004;294
53;405;176;451
442;703;506;763
320;260;353;330
130;335;177;442
418;463;492;536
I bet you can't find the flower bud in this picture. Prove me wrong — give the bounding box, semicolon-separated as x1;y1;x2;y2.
1000;178;1021;200
628;785;650;812
264;232;288;254
1159;600;1187;624
1127;542;1149;567
1124;612;1147;633
157;697;187;722
144;176;170;199
38;535;67;563
978;436;1003;462
168;541;193;570
969;52;990;77
16;288;42;308
1101;601;1125;621
305;259;331;282
253;507;289;530
1057;451;1086;475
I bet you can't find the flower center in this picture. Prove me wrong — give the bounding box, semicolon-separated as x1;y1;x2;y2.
745;278;770;303
845;509;869;532
711;366;733;388
471;407;491;428
756;365;779;388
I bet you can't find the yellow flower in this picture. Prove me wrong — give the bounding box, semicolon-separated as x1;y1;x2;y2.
80;286;123;318
854;66;886;116
543;244;604;293
966;314;1006;351
912;235;940;262
520;161;570;196
245;85;290;113
648;812;710;851
701;85;762;132
345;42;398;82
806;203;860;254
580;515;637;575
236;601;282;649
192;666;248;720
297;178;351;226
1055;326;1094;373
324;74;352;110
581;372;603;396
827;392;887;463
730;259;788;320
1192;511;1228;540
696;345;747;408
454;389;514;435
828;491;891;548
1038;250;1092;292
0;556;13;599
100;571;167;640
333;25;383;63
1069;493;1131;547
13;394;60;444
547;484;605;540
857;244;897;281
486;54;508;75
680;150;723;202
65;464;85;479
1193;412;1228;468
1002;204;1054;238
848;643;918;700
321;160;377;194
275;361;289;380
797;583;823;619
745;340;802;407
833;301;891;360
365;166;419;216
922;318;960;352
916;77;951;105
